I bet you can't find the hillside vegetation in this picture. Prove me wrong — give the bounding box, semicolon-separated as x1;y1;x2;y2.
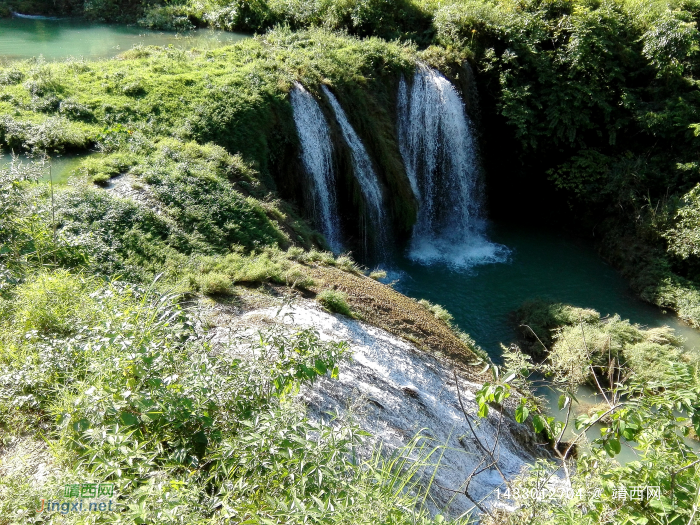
3;0;700;326
3;0;700;523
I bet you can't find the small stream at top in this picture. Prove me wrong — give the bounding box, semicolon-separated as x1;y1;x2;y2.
0;17;248;62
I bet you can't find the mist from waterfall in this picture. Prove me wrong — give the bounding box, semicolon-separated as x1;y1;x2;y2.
290;82;343;252
322;85;388;261
397;65;508;268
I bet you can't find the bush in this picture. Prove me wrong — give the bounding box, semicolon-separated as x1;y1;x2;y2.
78;152;137;185
195;271;232;295
0;69;24;86
369;269;386;280
9;270;99;335
139;4;195;30
418;298;454;325
59;98;94;121
141;140;289;251
121;80;147;97
1;278;441;524
514;299;600;356
317;289;353;317
516;300;689;386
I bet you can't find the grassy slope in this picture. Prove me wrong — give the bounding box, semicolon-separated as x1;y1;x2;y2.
149;0;700;329
6;1;700;330
0;29;424;250
10;0;696;327
0;266;456;524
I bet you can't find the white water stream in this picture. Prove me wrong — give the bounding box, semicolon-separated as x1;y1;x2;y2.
290;83;343;252
397;65;508;269
223;302;542;518
322;85;388;260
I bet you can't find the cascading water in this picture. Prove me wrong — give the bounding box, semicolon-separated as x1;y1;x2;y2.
397;65;508;268
322;85;388;261
290;82;343;252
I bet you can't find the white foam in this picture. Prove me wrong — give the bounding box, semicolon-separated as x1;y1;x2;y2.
409;234;510;270
397;65;510;271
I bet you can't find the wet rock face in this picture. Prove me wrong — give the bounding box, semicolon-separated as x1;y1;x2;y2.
230;301;542;518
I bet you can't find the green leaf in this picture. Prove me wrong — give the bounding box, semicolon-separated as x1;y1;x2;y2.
120;412;139;426
314;359;327;375
603;438;621;457
515;404;529;423
73;418;90;433
494;389;506;404
532;415;546;433
478;402;489;418
610;438;621;454
558;395;570;410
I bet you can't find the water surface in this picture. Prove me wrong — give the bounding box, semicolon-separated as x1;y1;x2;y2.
0;152;88;184
392;221;700;460
0;17;249;61
393;221;700;359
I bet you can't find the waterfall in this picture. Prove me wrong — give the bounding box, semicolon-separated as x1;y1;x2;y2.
322;85;388;261
398;65;508;268
290;82;343;252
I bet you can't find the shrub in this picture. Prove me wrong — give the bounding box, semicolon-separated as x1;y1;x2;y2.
121;80;147;97
369;269;387;280
518;300;689;386
1;280;446;525
0;69;24;85
139;4;195;30
9;270;99;335
196;271;232;295
59;99;94;121
514;299;600;356
78;152;138;185
317;289;353;317
418;298;453;325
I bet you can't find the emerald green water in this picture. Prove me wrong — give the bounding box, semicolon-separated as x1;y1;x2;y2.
393;221;700;359
392;221;700;460
0;17;248;62
0;153;87;184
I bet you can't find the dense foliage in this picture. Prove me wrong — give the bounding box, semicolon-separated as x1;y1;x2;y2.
3;1;700;523
4;0;700;325
0;148;447;524
476;300;700;525
0;29;422;253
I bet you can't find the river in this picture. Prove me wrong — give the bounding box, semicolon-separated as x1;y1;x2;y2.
0;16;248;62
393;221;700;359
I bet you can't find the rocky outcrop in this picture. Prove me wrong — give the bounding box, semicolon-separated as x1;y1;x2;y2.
211;299;543;518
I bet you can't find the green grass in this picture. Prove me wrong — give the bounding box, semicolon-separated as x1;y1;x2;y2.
0;29;426;257
317;289;353;317
419;298;454;325
514;299;699;386
0;269;452;524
